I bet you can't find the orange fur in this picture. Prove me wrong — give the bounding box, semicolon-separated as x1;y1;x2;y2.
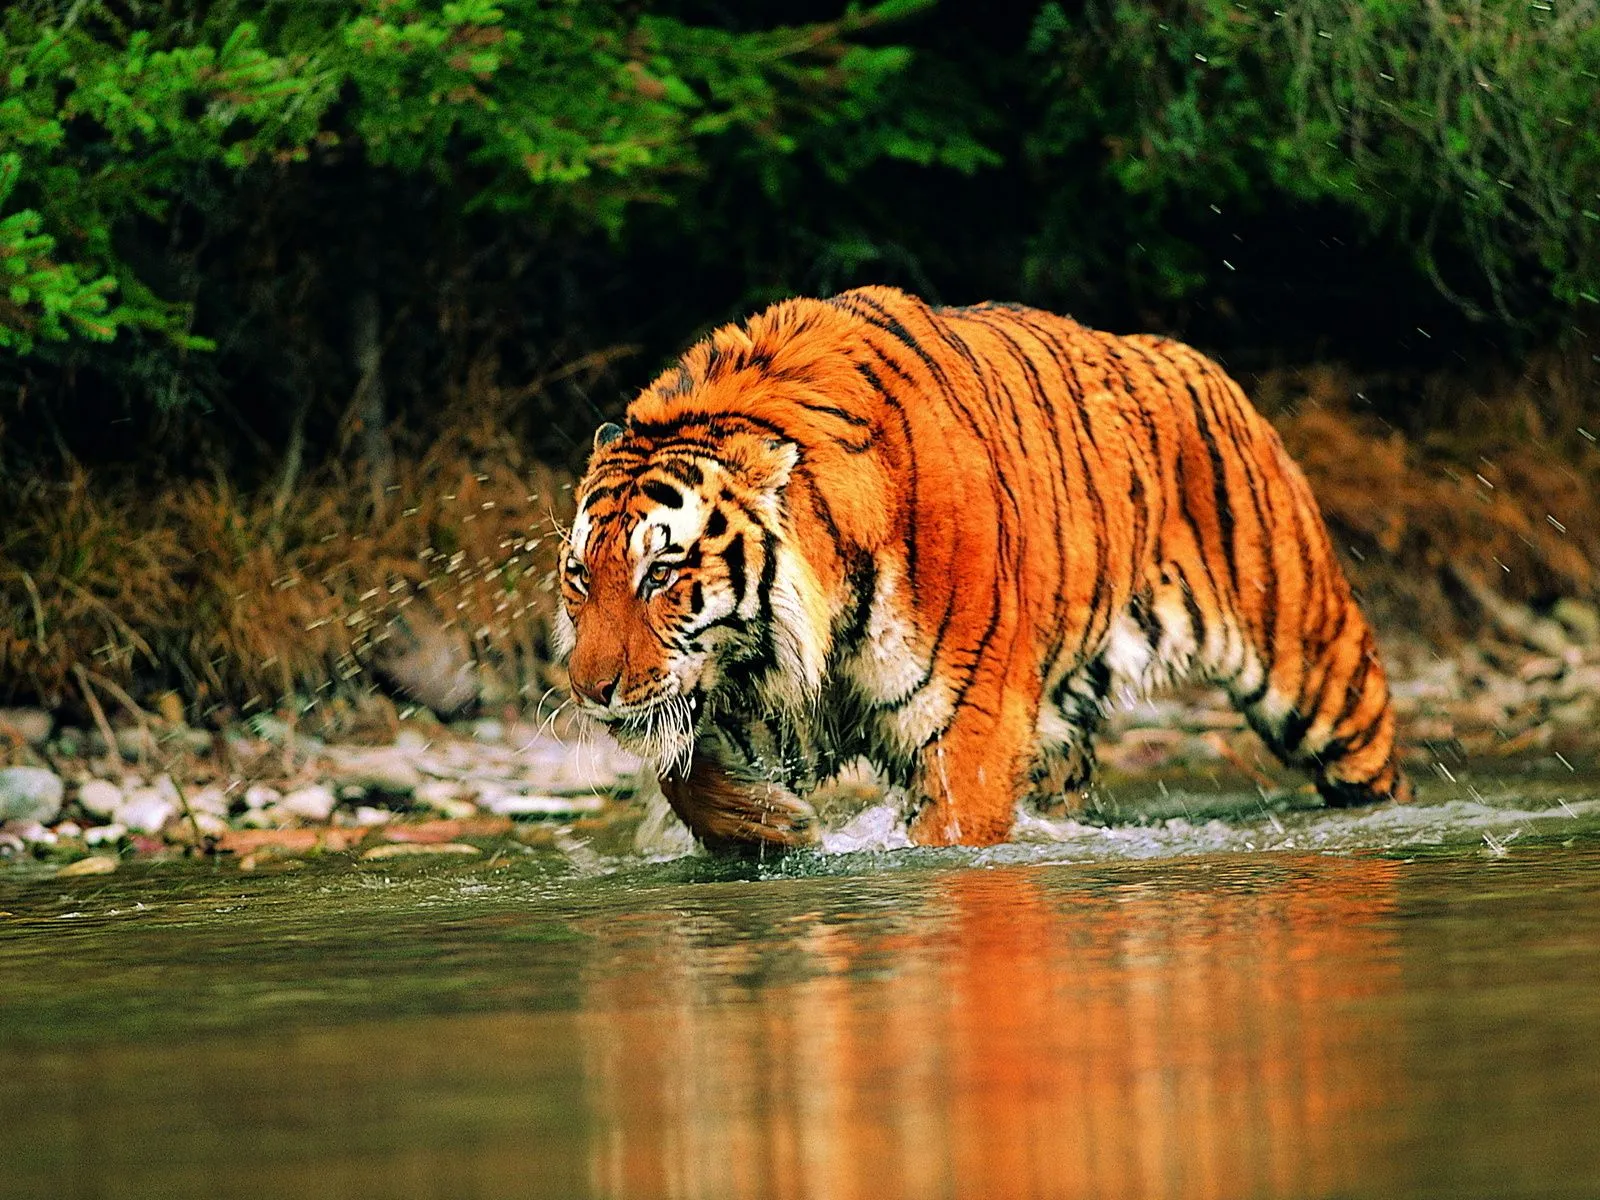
559;287;1410;850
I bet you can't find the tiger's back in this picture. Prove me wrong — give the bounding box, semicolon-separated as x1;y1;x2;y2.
561;286;1408;849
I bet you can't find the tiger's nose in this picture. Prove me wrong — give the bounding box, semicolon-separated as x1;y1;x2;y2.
570;668;619;706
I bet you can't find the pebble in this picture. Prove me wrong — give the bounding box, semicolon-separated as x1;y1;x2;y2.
360;842;481;859
413;779;466;810
480;791;607;818
77;784;124;825
243;785;281;811
532;743;643;796
0;767;65;823
113;727;158;761
58;855;119;877
429;797;480;820
118;788;178;834
186;786;231;818
9;820;57;846
323;748;422;796
279;785;337;822
0;707;52;746
83;824;128;846
190;812;230;837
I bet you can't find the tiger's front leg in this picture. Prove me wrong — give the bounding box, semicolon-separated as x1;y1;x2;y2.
658;749;819;854
906;695;1034;847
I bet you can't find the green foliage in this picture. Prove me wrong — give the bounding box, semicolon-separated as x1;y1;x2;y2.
4;0;1599;447
0;155;118;350
1026;0;1600;322
1;4;336;351
0;0;938;354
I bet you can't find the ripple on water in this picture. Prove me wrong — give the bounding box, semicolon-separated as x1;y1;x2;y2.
580;776;1600;884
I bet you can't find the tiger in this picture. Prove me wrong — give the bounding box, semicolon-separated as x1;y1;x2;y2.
553;286;1411;851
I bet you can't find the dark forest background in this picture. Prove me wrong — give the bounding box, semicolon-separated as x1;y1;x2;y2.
3;0;1599;721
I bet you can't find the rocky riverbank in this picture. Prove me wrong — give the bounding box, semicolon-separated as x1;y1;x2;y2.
4;595;1599;874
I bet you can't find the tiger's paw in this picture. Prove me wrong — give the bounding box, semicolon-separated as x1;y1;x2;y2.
659;758;819;853
1022;744;1096;817
1317;759;1413;808
906;799;1013;847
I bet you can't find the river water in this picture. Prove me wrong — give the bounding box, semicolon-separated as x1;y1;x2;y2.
3;779;1599;1199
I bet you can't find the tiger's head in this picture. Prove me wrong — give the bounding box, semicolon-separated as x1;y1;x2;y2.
553;418;828;772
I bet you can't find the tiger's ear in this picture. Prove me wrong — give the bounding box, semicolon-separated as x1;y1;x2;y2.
724;434;798;495
593;422;625;452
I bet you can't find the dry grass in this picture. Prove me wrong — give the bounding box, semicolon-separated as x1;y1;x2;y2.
1;412;573;728
1262;348;1600;633
4;346;1598;722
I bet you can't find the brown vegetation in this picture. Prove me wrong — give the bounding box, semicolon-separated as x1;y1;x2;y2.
3;344;1597;725
1259;343;1600;634
0;403;573;728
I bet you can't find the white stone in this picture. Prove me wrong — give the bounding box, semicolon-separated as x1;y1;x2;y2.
10;820;57;846
324;747;422;796
191;812;230;837
413;779;464;810
187;786;231;817
243;785;281;811
77;779;124;820
0;766;65;823
0;707;52;746
360;842;480;860
280;785;337;822
480;791;606;818
118;788;177;835
83;824;128;846
507;733;642;795
113;726;158;761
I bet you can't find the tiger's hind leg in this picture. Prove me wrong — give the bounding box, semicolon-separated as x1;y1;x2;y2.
1023;740;1097;816
1023;657;1111;815
1232;622;1412;808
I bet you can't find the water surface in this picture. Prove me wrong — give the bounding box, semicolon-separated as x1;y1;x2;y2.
3;780;1599;1199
